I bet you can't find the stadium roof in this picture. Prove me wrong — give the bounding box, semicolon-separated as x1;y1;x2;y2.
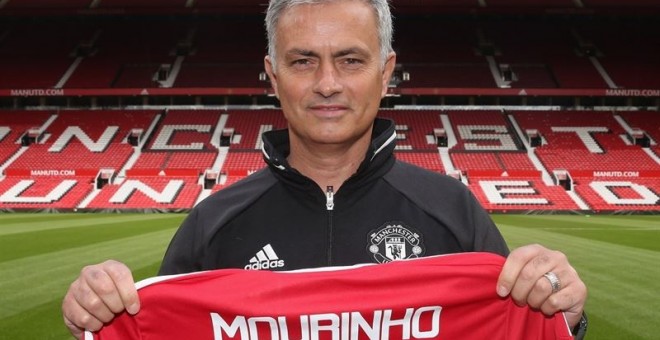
0;0;658;15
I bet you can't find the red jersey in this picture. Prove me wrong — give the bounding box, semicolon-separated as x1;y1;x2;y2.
86;252;573;340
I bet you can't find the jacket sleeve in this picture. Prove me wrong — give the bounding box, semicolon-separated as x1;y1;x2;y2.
465;189;509;256
158;169;278;275
158;208;202;275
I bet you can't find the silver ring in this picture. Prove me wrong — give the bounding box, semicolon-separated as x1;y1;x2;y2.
543;271;561;294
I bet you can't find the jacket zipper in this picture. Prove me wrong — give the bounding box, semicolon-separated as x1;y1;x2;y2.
325;186;334;266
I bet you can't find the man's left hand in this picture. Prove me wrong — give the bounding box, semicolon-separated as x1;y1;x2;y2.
496;244;587;328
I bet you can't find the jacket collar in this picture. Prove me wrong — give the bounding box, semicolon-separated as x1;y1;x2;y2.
260;118;397;193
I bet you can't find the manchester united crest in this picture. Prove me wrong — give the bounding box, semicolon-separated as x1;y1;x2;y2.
367;222;425;263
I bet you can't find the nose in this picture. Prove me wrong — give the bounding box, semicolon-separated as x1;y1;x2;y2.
312;61;343;98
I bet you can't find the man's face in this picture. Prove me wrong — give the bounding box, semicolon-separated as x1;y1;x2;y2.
265;0;395;147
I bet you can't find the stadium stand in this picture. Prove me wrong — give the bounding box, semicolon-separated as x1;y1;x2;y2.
0;110;52;168
452;153;504;171
0;176;94;209
174;19;266;88
0;1;657;213
394;151;444;172
64;22;186;89
618;110;660;155
2;0;92;8
209;151;265;194
1;108;656;212
378;110;444;151
446;111;520;151
146;109;220;151
222;109;288;150
444;110;534;183
1;10;657;93
97;0;187;8
394;19;496;88
498;153;537;171
481;21;608;89
166;152;217;170
469;175;580;212
133;109;221;173
6;110;156;171
573;178;660;212
86;176;200;210
221;151;265;175
0;22;87;89
575;19;660;89
514;111;659;172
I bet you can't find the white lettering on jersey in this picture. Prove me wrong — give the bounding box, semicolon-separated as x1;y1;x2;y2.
210;306;442;340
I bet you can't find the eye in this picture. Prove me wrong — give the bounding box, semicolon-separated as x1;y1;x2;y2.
341;58;365;70
291;59;315;68
289;58;315;71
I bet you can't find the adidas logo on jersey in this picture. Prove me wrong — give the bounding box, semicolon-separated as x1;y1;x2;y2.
244;244;285;270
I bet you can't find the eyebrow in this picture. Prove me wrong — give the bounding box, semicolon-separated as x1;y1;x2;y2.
286;49;318;58
285;47;370;59
333;47;369;58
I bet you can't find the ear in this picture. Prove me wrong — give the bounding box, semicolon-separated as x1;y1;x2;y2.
264;55;279;98
380;52;397;98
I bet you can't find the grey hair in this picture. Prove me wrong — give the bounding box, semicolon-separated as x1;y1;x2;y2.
265;0;393;70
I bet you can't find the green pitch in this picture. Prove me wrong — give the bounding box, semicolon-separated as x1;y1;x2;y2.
492;214;660;340
0;213;658;339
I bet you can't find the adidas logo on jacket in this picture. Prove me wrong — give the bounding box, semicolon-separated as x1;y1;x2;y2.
244;244;285;270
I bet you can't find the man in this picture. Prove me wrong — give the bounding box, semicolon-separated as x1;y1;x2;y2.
62;0;588;338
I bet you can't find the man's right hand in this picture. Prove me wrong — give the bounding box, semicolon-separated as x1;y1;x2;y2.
62;260;140;339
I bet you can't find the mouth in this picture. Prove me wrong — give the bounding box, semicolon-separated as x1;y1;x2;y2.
308;105;350;117
309;104;349;110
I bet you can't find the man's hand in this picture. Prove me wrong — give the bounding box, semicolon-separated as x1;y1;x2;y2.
62;260;139;339
497;244;587;328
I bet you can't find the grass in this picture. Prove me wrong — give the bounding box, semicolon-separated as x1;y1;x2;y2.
492;214;660;340
0;213;658;339
0;213;184;339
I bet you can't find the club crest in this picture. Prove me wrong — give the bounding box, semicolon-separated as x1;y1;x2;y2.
367;222;425;263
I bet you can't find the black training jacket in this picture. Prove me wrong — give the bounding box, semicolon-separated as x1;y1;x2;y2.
159;118;509;275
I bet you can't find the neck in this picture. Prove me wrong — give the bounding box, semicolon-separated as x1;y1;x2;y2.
287;133;372;192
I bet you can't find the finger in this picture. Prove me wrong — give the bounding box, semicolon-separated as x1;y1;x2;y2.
539;280;581;317
509;258;555;306
508;248;566;306
541;274;587;328
103;260;140;315
63;287;104;335
85;265;127;315
497;244;544;297
539;288;565;316
525;269;566;309
75;267;116;323
63;290;85;339
525;276;552;309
